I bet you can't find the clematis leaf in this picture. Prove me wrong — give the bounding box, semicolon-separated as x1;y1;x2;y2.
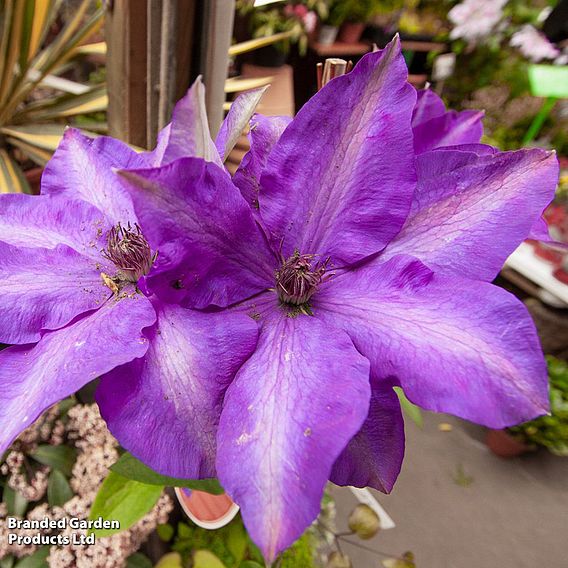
110;452;224;494
88;471;163;537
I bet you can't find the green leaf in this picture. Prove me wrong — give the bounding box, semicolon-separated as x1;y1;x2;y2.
156;523;175;542
394;387;423;428
14;546;50;568
193;550;227;568
4;485;28;517
125;552;153;568
154;553;184;568
226;521;247;564
239;563;264;568
0;555;15;568
177;521;192;540
30;445;77;476
111;453;224;494
47;469;73;507
88;471;163;537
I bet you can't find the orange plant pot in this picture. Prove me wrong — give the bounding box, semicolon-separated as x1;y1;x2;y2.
175;488;239;530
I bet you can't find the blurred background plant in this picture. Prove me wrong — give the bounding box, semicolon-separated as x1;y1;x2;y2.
507;356;568;456
236;0;322;55
0;0;106;194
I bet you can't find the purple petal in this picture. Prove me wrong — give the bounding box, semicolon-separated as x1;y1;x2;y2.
382;148;559;281
233;114;291;210
528;215;551;241
315;255;548;428
0;242;111;344
0;193;108;260
41;128;144;224
117;158;276;308
215;87;268;162
0;291;155;457
147;77;223;167
412;89;446;125
217;309;371;562
97;299;258;479
413;109;484;154
330;377;404;493
258;37;416;266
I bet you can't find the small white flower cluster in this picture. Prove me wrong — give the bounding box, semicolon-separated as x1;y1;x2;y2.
1;404;174;567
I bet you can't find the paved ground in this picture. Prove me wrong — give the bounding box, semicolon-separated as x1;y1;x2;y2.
331;412;568;568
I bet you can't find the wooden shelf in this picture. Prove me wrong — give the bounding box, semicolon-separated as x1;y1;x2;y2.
312;41;370;57
401;40;446;52
312;39;447;58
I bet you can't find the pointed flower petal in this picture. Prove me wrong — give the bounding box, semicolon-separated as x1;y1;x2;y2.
0;242;110;344
117;158;275;308
217;310;371;562
233;114;291;210
316;255;548;428
413;109;484;154
148;77;223;167
331;377;404;493
383;148;559;281
0;292;155;457
97;300;258;479
41;128;144;224
259;37;416;266
215;87;268;162
412;89;446;125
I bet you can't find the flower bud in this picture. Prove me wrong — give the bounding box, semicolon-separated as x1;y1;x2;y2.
326;551;352;568
348;504;381;539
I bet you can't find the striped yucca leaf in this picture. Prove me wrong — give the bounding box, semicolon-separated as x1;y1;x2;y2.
0;149;31;193
0;0;106;193
14;84;108;122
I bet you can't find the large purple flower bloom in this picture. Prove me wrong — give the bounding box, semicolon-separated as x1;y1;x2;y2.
0;78;266;474
106;38;558;560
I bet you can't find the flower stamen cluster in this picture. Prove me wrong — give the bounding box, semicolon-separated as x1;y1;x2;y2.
275;250;330;309
102;223;157;284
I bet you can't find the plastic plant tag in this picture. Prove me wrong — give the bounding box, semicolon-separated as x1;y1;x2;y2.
528;65;568;98
174;487;240;530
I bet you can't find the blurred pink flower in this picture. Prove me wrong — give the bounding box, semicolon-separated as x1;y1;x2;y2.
303;10;317;33
511;24;560;62
449;0;507;42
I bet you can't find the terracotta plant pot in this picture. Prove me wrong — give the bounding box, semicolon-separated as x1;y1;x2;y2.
175;488;239;530
338;22;366;44
318;24;339;45
485;429;532;458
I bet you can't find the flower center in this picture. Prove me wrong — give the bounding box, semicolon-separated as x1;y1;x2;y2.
275;250;329;307
102;223;157;284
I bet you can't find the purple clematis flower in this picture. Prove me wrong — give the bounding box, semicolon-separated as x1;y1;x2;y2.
104;37;558;561
0;77;267;473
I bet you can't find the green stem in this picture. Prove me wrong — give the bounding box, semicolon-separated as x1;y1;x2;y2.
522;97;556;146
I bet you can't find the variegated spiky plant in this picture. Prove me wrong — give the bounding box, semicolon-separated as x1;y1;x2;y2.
0;0;106;193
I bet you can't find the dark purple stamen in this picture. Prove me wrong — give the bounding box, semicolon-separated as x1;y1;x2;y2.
275;250;330;306
102;223;157;283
